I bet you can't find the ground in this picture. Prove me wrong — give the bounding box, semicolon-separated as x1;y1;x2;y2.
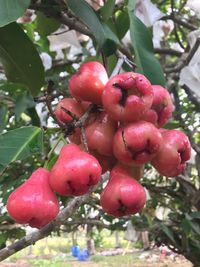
0;233;193;267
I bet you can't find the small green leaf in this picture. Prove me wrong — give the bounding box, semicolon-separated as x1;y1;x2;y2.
0;0;29;27
0;127;43;173
115;10;129;40
128;11;165;85
36;11;60;37
14;91;35;121
100;0;115;21
0;23;45;96
67;0;105;48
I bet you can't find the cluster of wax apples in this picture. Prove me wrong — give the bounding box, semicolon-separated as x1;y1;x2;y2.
7;61;191;228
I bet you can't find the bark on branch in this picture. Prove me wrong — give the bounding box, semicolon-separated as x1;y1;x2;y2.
0;195;87;261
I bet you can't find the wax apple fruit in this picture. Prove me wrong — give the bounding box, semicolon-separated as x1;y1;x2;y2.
113;121;163;166
142;85;173;127
6;168;59;229
100;168;146;217
85;112;118;156
69;61;108;105
49;144;102;196
102;72;153;122
55;98;84;123
151;129;191;177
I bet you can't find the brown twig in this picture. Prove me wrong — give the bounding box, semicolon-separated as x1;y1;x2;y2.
0;195;87;261
0;171;109;261
161;15;197;31
165;37;200;73
154;47;182;57
182;85;200;113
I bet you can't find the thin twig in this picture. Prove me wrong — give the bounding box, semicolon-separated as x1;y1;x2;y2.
154;47;182;57
182;84;200;113
110;57;125;77
0;196;87;261
165;37;200;73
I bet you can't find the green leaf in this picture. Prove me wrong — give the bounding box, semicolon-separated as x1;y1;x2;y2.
127;0;137;10
0;127;43;173
14;91;35;121
102;22;119;56
128;12;165;86
36;11;60;37
115;10;129;40
181;218;191;235
0;105;8;132
0;23;45;96
67;0;105;48
188;212;200;219
0;232;8;247
27;107;40;127
100;0;115;21
0;0;29;27
160;224;176;244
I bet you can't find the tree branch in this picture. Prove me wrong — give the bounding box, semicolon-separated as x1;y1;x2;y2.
161;15;197;31
154;47;182;57
182;84;200;113
0;195;87;261
165;37;200;73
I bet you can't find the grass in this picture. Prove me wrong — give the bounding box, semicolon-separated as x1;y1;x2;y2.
28;254;140;267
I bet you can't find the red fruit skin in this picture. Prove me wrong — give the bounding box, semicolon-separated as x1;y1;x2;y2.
142;85;173;127
49;144;102;196
100;171;146;217
102;72;153;122
6;168;60;229
113;121;163;166
151;129;191;177
54;98;84;123
69;61;108;105
85;112;118;156
111;162;144;180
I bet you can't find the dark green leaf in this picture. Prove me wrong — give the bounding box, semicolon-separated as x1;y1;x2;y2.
14;91;35;121
0;0;29;27
115;10;129;39
100;0;115;21
67;0;105;47
160;224;176;244
0;23;45;96
27;107;40;127
0;232;8;247
0;127;43;173
0;82;27;93
36;11;60;37
128;12;165;85
181;218;191;235
102;22;119;56
0;105;8;132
